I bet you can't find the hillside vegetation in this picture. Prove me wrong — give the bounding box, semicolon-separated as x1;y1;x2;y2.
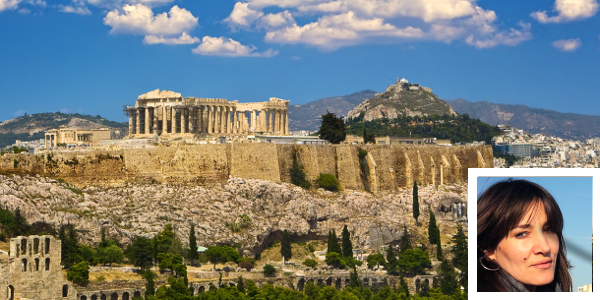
347;113;502;144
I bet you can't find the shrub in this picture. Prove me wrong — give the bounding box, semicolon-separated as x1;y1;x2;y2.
239;260;254;271
263;264;276;276
317;173;341;192
302;258;318;268
290;148;311;189
67;261;89;286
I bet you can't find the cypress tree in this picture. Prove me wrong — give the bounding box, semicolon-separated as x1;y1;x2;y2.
143;270;156;297
59;224;67;265
237;275;245;293
428;210;439;245
436;233;443;261
327;229;341;255
440;259;458;295
398;273;409;297
412;181;420;224
399;225;412;253
341;225;353;258
280;229;292;260
452;224;468;271
188;223;199;261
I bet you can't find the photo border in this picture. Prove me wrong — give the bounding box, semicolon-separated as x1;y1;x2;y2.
468;168;598;297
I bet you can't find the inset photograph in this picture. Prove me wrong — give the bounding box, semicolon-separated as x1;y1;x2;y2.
469;169;594;293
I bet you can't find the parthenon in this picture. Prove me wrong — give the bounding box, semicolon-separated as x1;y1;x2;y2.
124;89;290;137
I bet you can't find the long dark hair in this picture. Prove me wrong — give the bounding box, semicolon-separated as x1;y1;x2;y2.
477;179;572;292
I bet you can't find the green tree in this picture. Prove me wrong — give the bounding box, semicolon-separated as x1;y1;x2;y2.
67;261;89;286
79;244;97;265
428;210;439;245
263;264;276;276
399;225;412;252
188;223;199;262
397;248;432;276
398;273;409;297
412;181;420;224
126;236;154;271
143;270;157;297
154;224;175;258
439;259;458;295
319;111;346;144
246;279;260;297
350;267;361;288
362;127;375;144
325;252;343;268
97;244;123;266
280;229;292;261
341;225;353;258
452;224;468;271
366;253;385;269
385;246;397;275
326;229;342;255
237;276;245;294
304;280;320;299
437;234;444;261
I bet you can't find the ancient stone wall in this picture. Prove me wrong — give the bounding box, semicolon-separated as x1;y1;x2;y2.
0;144;492;190
1;235;76;300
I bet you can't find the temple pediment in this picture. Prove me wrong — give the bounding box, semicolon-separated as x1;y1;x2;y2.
138;89;182;100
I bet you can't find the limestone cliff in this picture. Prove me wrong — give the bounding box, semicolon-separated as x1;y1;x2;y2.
347;79;456;122
0;174;467;255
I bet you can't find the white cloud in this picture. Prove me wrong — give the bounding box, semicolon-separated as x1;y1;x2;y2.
17;7;29;13
552;38;582;51
144;32;200;45
465;21;532;49
192;36;278;57
226;1;532;50
86;0;173;9
531;0;598;23
265;11;423;50
104;4;198;35
0;0;21;11
257;10;295;29
224;2;264;29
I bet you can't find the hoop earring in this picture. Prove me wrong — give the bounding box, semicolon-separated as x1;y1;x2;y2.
480;257;500;271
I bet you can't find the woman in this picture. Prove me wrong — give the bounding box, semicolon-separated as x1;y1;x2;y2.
477;179;572;292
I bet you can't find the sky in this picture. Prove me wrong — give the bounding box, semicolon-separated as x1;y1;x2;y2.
477;176;593;291
0;0;599;124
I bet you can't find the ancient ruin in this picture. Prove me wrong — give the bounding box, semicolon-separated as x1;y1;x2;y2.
124;89;290;137
45;127;111;148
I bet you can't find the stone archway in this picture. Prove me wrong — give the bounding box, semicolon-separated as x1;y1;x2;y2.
297;278;305;291
8;285;14;300
133;291;141;298
111;293;118;300
335;278;342;289
122;292;129;300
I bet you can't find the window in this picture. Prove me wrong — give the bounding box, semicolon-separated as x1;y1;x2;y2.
35;258;39;271
33;238;39;254
62;285;69;297
21;239;27;255
45;258;50;271
22;258;27;272
45;238;51;254
8;286;14;300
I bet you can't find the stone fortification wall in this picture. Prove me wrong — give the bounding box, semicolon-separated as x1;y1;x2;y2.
0;144;492;190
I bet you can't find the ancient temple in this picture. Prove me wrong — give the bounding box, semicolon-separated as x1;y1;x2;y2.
124;89;290;137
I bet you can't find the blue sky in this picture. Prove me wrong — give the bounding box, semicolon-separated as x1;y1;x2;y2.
1;0;599;123
477;176;593;290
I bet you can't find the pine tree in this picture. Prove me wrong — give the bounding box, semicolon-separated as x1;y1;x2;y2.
412;181;420;224
319;111;346;144
188;223;199;261
341;225;353;258
428;210;439;245
280;229;292;261
143;270;156;297
439;259;458;295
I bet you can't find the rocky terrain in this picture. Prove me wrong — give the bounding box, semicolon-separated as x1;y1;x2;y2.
347;80;456;122
0;173;466;255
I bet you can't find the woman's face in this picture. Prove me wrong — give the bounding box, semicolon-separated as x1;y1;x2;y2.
485;202;559;288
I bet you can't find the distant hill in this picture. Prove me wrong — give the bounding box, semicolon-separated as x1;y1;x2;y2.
447;99;600;141
288;90;378;131
347;79;456;122
0;112;127;148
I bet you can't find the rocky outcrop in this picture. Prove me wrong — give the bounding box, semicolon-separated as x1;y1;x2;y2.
347;79;456;122
0;174;467;254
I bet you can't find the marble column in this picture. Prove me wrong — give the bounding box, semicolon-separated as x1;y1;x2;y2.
207;106;213;133
225;107;231;134
153;107;158;133
180;108;186;134
235;110;239;134
162;105;167;135
135;108;140;135
275;109;280;134
128;109;134;135
284;109;289;135
266;109;271;133
144;108;150;134
171;107;177;134
220;106;225;134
